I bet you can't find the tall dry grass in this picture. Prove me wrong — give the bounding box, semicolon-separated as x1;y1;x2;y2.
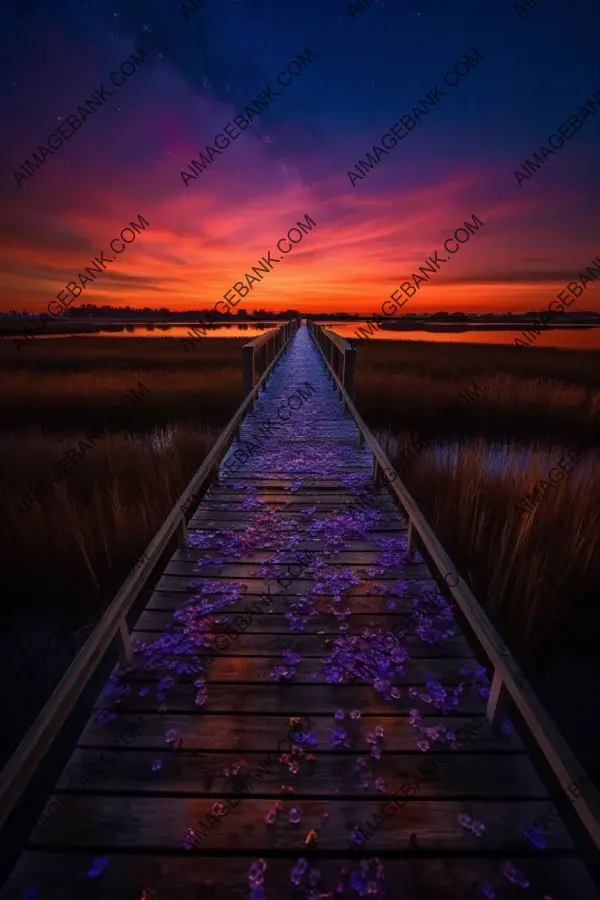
357;340;600;443
0;337;245;614
358;339;600;661
376;431;600;657
0;337;245;431
0;424;221;615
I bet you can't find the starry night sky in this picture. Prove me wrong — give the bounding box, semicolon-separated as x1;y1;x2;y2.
1;0;599;314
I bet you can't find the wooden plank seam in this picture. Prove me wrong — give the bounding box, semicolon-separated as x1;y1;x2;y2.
184;715;317;849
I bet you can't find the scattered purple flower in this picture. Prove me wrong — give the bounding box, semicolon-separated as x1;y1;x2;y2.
87;857;108;878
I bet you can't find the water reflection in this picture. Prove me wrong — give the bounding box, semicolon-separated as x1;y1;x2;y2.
328;322;600;350
0;322;277;341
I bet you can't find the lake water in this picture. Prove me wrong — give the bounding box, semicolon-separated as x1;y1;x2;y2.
3;319;600;349
327;321;600;350
0;322;277;341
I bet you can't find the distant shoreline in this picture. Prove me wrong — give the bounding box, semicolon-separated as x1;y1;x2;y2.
1;316;600;338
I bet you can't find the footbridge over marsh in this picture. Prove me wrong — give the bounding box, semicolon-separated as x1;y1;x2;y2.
0;321;598;899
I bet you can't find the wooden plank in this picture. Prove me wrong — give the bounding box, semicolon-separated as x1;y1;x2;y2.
119;655;478;684
202;491;394;504
146;586;439;611
153;576;434;596
55;750;545;798
3;855;597;900
134;610;438;632
207;477;378;487
205;487;388;497
95;683;488;714
77;713;525;752
28;797;576;851
172;548;410;564
129;631;474;659
163;561;429;579
189;510;406;523
183;538;408;551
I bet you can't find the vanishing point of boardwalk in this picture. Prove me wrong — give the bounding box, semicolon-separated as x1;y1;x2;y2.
1;324;598;899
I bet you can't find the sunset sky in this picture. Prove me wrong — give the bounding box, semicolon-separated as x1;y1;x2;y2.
1;0;599;315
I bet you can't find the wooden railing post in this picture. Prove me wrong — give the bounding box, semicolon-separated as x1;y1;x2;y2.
116;619;133;668
177;515;187;547
242;344;255;398
373;458;381;486
344;347;356;401
486;670;510;732
406;518;416;559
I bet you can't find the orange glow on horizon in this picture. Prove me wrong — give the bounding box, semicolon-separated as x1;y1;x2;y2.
3;160;599;316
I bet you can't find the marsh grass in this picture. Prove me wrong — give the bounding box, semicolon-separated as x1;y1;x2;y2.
358;340;600;443
0;338;245;431
0;337;244;610
0;335;246;371
358;339;600;660
377;431;600;657
0;423;221;612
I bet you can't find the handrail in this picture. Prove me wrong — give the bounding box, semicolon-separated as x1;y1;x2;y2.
242;319;300;396
307;320;600;850
0;320;300;831
306;319;355;400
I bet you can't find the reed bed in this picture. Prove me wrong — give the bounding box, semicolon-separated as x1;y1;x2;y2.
0;423;221;616
375;430;600;658
357;340;600;443
358;339;600;663
0;335;246;371
0;337;245;613
0;338;245;431
357;337;600;387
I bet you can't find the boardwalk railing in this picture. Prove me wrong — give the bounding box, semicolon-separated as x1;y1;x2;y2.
308;319;600;850
243;320;300;397
0;320;300;832
307;319;356;401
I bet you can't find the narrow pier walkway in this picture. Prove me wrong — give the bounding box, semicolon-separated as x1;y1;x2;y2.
2;325;597;899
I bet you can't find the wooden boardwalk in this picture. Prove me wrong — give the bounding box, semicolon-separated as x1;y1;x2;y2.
1;324;598;899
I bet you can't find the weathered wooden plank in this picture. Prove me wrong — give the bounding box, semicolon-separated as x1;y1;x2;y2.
173;548;409;564
77;713;525;752
29;797;575;851
144;588;439;612
129;631;473;659
4;854;596;900
3;854;596;900
164;561;428;579
188;510;407;526
122;655;477;684
189;510;406;524
185;533;406;550
56;750;545;798
201;492;396;505
95;683;487;714
205;490;392;501
153;575;435;596
134;610;423;632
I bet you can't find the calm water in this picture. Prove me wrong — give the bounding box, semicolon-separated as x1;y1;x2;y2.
0;322;277;341
328;321;600;350
4;320;600;348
